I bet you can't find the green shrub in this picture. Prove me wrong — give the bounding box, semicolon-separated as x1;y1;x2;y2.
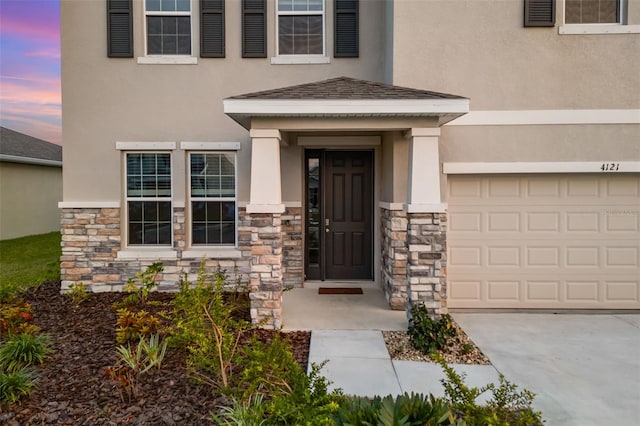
114;262;163;308
408;304;457;355
0;333;51;373
170;265;253;389
436;355;542;425
66;282;90;306
0;367;36;405
115;308;164;344
334;393;462;426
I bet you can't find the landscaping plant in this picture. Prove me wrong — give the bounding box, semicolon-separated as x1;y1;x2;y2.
408;304;457;355
66;282;89;306
115;308;164;344
0;333;51;373
0;300;38;337
0;368;36;405
115;262;163;308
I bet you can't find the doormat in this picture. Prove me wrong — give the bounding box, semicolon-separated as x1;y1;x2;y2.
318;287;364;295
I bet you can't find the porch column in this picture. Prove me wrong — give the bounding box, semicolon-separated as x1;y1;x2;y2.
404;128;448;320
247;129;284;329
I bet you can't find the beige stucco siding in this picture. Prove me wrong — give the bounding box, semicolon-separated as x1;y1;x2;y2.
392;0;640;111
61;0;387;204
0;162;62;240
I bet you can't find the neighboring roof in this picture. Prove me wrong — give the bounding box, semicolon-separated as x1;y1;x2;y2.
227;76;466;100
223;76;469;129
0;127;62;167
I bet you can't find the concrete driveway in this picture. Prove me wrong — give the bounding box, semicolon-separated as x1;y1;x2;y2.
453;313;640;426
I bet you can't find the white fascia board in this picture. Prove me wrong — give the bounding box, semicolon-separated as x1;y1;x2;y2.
443;162;640;174
0;154;62;167
447;109;640;126
223;98;470;115
180;142;241;150
116;142;176;150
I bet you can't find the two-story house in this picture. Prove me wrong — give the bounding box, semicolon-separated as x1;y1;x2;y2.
60;0;640;328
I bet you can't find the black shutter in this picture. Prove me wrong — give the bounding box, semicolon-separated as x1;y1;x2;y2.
524;0;555;27
242;0;266;58
107;0;133;57
201;0;225;57
335;0;358;57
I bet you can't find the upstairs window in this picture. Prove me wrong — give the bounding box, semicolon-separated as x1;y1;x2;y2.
145;0;192;55
277;0;325;55
565;0;619;23
189;153;237;246
126;153;172;246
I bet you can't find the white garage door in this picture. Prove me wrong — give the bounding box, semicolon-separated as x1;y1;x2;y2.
447;174;640;309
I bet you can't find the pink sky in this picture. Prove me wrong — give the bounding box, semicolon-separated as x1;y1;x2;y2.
0;0;61;144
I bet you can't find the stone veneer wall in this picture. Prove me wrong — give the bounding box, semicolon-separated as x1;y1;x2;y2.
406;212;448;318
380;208;408;310
281;207;303;288
60;206;303;328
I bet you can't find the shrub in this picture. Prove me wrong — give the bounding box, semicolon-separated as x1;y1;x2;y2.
115;308;163;344
66;282;90;306
171;265;252;389
0;333;51;373
334;393;462;426
0;367;36;405
0;300;39;337
436;355;542;425
114;262;163;308
408;304;457;355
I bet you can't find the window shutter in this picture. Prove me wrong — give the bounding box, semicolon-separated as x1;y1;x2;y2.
201;0;225;57
335;0;358;57
107;0;133;57
524;0;555;27
242;0;266;57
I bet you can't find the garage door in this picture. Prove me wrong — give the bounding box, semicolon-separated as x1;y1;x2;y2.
447;174;640;309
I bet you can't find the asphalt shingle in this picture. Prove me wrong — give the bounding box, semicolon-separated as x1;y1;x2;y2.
0;127;62;162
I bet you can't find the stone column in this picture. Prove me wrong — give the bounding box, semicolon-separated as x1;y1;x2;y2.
404;128;448;319
380;207;408;310
246;128;285;329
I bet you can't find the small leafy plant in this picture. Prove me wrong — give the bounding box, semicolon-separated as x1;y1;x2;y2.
0;300;38;337
0;367;36;405
115;262;163;308
408;304;457;355
105;333;168;402
0;333;51;373
115;308;163;344
66;282;90;306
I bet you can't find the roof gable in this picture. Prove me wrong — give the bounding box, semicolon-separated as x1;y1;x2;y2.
0;127;62;165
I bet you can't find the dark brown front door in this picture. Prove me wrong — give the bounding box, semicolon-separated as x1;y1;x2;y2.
305;150;373;280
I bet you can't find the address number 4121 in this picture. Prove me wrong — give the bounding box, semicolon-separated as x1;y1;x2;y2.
601;163;620;172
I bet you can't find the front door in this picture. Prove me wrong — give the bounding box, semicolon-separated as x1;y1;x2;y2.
305;150;373;280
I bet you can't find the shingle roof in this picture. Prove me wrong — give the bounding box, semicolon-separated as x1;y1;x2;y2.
0;127;62;162
227;76;466;101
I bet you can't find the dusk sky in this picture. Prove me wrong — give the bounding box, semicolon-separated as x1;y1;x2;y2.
0;0;61;144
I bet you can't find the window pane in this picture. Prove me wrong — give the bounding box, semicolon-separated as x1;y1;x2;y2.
178;36;191;55
307;35;323;54
221;154;235;174
163;16;177;34
308;0;323;11
144;223;158;244
191;154;204;174
222;201;235;221
566;0;619;23
142;155;156;174
293;0;309;11
279;16;294;36
158;201;172;221
146;0;161;11
129;222;143;245
220;223;235;244
309;15;323;35
129;201;143;221
161;0;176;12
278;0;293;11
148;35;162;54
193;224;206;244
176;0;190;12
146;16;191;55
206;202;221;221
163;35;177;54
177;16;191;34
192;201;206;221
143;202;158;221
127;153;141;175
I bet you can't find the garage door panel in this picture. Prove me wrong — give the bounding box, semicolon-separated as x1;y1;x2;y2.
448;174;640;309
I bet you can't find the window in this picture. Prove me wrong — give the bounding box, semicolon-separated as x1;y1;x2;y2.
565;0;619;23
277;0;325;55
145;0;192;55
126;153;172;245
189;153;237;246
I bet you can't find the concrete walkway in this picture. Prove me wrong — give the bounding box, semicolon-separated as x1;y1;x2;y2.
307;314;640;426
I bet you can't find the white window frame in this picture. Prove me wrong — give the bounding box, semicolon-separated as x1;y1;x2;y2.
124;151;174;248
187;149;239;249
138;0;198;64
559;0;640;34
272;0;330;64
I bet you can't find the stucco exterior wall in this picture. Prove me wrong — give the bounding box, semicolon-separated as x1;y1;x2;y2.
61;0;387;205
0;162;62;240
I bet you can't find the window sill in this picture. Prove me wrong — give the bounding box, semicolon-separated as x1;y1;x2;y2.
270;55;330;65
559;24;640;34
182;248;243;259
116;249;177;260
137;56;198;65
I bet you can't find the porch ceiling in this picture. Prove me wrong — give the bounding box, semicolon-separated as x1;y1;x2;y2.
223;77;469;130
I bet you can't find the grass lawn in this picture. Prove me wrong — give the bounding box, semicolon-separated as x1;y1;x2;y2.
0;232;61;297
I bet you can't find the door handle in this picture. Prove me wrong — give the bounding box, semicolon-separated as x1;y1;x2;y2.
325;218;330;233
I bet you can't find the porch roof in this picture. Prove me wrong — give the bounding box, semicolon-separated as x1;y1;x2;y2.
223;77;469;129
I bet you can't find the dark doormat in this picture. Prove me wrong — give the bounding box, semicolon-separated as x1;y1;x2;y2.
318;287;364;295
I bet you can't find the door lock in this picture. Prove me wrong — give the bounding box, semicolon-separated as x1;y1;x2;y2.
325;218;330;233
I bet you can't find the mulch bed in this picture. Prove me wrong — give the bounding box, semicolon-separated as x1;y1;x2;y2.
0;281;310;425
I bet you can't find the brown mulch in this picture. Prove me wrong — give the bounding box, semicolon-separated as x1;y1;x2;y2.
0;281;310;425
383;321;491;365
